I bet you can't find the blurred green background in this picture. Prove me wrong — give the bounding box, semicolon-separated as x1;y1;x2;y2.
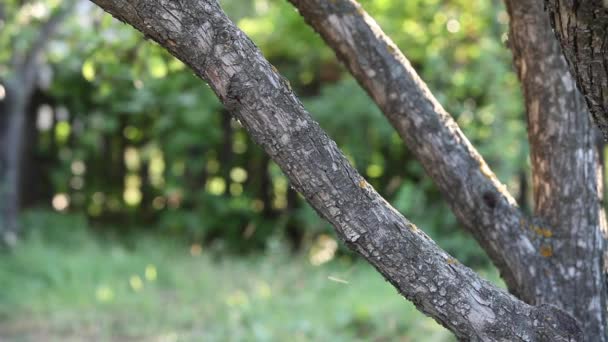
1;0;526;340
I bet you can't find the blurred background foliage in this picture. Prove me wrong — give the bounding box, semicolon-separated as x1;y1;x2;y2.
2;0;527;262
1;0;529;339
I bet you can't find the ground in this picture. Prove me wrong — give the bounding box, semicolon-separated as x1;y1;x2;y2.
0;215;502;341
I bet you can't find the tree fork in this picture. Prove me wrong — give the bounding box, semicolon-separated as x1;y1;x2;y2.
89;0;581;339
287;0;538;298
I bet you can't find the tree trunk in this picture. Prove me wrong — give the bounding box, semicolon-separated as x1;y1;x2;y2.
543;0;608;139
506;0;607;339
287;0;539;296
0;3;71;246
219;110;233;188
89;0;583;339
0;80;28;246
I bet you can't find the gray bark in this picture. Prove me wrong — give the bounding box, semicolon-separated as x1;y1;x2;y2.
543;0;608;139
506;0;607;339
1;79;28;246
89;0;582;340
0;4;71;246
287;0;535;298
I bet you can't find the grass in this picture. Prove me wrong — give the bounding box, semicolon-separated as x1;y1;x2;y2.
0;211;502;341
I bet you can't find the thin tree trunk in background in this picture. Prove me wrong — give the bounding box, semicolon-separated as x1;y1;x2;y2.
89;0;583;339
185;146;208;206
260;154;273;219
219;110;233;189
284;187;302;250
0;4;71;246
0;80;28;246
543;0;608;139
517;170;529;213
506;0;607;339
21;90;51;208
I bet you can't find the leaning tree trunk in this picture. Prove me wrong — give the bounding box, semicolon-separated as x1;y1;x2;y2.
89;0;582;340
286;0;539;297
543;0;608;139
0;4;71;246
506;0;607;339
0;80;28;246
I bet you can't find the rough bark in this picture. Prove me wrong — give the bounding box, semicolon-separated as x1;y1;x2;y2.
543;0;608;139
287;0;536;297
506;0;607;339
89;0;582;339
0;5;71;246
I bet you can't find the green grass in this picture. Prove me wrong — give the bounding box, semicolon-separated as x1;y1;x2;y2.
0;211;502;341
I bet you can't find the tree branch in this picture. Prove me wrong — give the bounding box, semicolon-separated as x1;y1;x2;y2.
16;1;73;95
287;0;537;295
87;0;582;339
543;0;608;138
505;0;607;339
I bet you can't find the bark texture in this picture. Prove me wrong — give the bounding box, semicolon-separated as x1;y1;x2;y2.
544;0;608;138
0;5;70;246
506;0;608;339
89;0;582;339
287;0;536;297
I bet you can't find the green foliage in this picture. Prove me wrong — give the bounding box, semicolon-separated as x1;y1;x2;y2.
3;0;528;265
0;210;500;341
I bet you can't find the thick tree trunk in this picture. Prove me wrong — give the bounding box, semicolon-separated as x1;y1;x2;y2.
89;0;582;339
506;0;607;339
543;0;608;139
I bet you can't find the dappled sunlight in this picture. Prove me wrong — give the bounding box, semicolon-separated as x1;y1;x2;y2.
366;164;383;178
81;60;95;82
123;175;142;206
129;275;144;292
52;193;70;211
190;243;202;256
446;18;461;33
230;182;244;196
230;167;248;183
206;177;226;196
147;56;168;79
71;160;86;175
124;147;140;171
145;264;158;281
149;148;165;188
54;121;70;143
254;281;272;299
272;176;288;210
309;234;338;266
17;1;50;24
95;285;114;303
225;290;250;308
